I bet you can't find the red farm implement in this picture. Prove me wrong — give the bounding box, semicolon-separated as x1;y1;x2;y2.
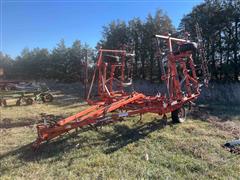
32;34;209;150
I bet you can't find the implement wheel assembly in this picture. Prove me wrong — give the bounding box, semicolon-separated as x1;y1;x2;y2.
42;93;53;103
0;99;7;107
171;107;186;123
26;98;33;105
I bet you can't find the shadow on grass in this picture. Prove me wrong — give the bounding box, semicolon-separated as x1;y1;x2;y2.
0;117;40;129
0;131;91;163
0;114;65;129
99;118;168;154
0;118;169;163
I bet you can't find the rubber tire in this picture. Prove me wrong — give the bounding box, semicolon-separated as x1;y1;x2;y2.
26;98;33;105
16;99;21;106
171;107;186;123
1;99;7;107
43;94;53;103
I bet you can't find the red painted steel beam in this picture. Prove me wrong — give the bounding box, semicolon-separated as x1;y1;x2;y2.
57;105;100;126
33;93;146;148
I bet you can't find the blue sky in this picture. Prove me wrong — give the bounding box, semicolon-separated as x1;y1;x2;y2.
1;0;203;58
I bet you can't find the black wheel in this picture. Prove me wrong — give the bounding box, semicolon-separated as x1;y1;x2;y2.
43;93;53;103
171;107;186;123
16;99;21;106
26;98;33;105
1;99;7;107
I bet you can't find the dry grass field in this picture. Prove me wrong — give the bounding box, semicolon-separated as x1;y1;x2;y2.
0;83;240;179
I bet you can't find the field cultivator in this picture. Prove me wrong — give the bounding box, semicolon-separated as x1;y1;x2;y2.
32;34;209;150
0;82;53;107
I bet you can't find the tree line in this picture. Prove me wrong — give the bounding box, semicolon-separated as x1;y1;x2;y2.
0;0;239;83
0;40;94;82
180;0;240;82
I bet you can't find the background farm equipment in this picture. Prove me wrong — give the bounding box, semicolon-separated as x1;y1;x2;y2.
0;80;30;91
0;82;53;107
32;34;209;150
